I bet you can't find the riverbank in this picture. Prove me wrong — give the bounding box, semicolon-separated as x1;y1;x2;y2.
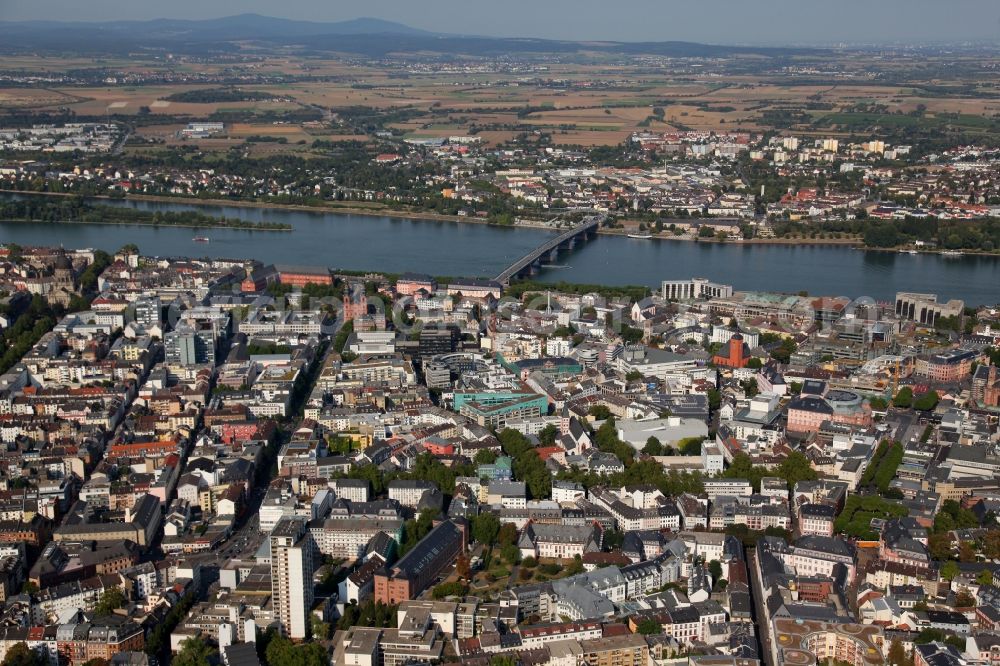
603;225;1000;254
0;217;292;232
0;190;563;232
598;227;865;246
0;193;294;232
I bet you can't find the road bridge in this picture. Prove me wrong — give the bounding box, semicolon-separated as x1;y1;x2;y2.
494;215;603;285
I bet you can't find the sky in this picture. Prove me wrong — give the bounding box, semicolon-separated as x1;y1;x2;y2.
1;0;998;45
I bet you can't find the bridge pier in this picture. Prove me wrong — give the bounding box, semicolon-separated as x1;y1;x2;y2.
493;214;605;285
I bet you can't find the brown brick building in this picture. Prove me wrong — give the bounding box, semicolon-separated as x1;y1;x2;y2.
374;519;464;604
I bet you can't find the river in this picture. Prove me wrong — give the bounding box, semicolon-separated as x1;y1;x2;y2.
1;195;998;305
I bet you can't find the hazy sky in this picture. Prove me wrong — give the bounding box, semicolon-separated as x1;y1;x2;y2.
1;0;998;45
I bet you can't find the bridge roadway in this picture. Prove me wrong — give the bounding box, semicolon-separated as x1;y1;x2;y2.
494;215;603;285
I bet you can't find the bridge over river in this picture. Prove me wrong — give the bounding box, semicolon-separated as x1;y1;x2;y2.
494;215;604;285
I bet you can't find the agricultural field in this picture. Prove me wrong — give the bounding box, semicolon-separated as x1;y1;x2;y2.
48;85;304;116
0;87;83;108
2;49;998;150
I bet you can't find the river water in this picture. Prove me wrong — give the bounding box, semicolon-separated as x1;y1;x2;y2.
1;195;998;305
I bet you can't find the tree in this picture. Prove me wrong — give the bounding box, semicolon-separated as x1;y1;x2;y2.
603;529;625;551
887;640;908;666
643;436;664;456
489;656;518;666
935;511;956;534
959;542;977;563
337;604;360;631
588;405;612;420
636;618;662;635
978;569;995;586
914;391;939;412
498;428;552;500
677;437;703;456
769;337;797;364
82;660;110;666
940;560;960;581
311;614;332;640
592;418;634;467
0;644;46;666
456;554;471;578
983;531;1000;559
474;449;498;465
954;590;975;607
93;587;127;616
746;357;763;370
893;386;913;409
708;560;724;581
566;554;584;576
500;543;521;564
914;628;946;645
538;424;559;446
707;388;722;411
264;635;328;666
173;637;216;666
928;533;955;560
497;522;518;547
935;500;979;534
776;451;818;487
433;581;467;599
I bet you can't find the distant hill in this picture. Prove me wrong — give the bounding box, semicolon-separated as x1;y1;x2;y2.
0;13;817;58
0;13;435;41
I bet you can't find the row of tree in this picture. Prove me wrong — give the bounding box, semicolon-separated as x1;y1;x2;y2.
0;197;291;230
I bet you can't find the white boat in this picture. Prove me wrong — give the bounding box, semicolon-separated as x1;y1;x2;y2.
627;233;653;240
941;250;963;257
192;236;210;243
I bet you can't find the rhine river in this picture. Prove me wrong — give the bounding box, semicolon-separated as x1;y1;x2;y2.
1;196;998;305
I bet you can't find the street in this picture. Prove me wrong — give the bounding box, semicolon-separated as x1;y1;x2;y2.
747;548;773;666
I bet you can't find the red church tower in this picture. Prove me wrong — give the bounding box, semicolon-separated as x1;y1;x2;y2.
343;285;368;322
712;333;750;369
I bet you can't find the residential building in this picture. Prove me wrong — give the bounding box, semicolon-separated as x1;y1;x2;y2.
270;517;315;639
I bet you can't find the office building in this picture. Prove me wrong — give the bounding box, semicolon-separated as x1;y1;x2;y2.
133;297;161;329
418;328;457;360
894;292;964;326
164;322;216;366
661;278;733;301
